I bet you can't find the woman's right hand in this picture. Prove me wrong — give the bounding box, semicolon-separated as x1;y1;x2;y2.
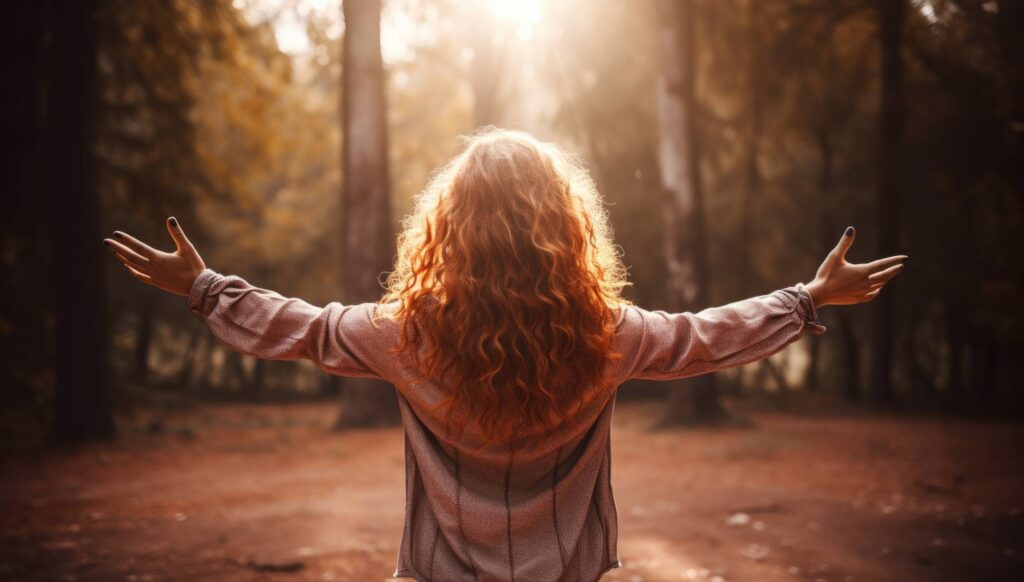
804;226;908;308
102;216;207;297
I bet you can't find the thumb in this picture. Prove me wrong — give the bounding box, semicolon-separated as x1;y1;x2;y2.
831;226;855;262
166;216;197;256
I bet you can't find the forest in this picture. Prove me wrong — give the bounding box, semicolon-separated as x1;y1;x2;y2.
1;0;1022;581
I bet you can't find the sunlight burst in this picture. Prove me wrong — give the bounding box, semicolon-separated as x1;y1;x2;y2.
479;0;545;41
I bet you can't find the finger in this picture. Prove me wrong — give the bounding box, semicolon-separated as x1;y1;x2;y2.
867;263;904;283
113;251;152;274
123;262;153;282
104;239;150;266
842;288;882;305
166;216;198;256
864;254;909;272
104;241;151;273
867;280;887;292
831;226;856;261
111;231;159;259
861;288;883;301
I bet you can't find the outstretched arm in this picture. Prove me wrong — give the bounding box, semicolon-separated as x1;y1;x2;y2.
618;226;906;382
103;217;389;380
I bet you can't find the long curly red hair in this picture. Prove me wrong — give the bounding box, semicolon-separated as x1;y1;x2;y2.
380;128;631;448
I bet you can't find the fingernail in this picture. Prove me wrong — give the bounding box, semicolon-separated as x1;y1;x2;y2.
103;240;110;247
169;217;178;228
845;226;854;237
902;257;909;264
113;232;123;239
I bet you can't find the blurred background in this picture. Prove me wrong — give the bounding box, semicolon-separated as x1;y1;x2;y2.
1;0;1022;581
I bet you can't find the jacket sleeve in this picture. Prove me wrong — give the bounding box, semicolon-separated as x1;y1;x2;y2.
614;283;827;382
186;268;392;380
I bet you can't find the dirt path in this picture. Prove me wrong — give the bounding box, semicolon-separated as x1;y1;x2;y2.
2;401;1022;581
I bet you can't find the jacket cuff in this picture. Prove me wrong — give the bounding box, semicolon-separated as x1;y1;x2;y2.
187;268;221;315
792;282;827;335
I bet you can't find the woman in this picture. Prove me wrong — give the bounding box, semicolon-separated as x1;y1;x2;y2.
102;128;906;582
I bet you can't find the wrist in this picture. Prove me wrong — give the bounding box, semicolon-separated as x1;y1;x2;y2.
187;268;217;314
804;279;828;308
182;260;207;297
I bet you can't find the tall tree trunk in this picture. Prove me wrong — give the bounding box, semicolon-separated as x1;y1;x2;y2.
248;358;266;395
656;0;724;425
803;132;835;393
904;332;936;403
738;0;763;298
45;0;116;445
133;294;154;383
225;350;247;391
870;0;906;408
335;0;399;429
940;170;972;408
803;317;823;393
943;295;966;406
761;359;790;408
176;327;201;389
193;336;214;393
739;0;768;398
838;311;861;403
973;329;1000;410
2;1;52;414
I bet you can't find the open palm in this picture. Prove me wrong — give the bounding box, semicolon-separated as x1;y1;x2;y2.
805;227;908;307
103;217;206;297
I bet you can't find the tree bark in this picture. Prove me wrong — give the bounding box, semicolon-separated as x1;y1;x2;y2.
45;0;117;445
133;294;154;383
225;350;247;391
739;0;763;298
249;358;266;395
335;0;399;429
803;132;835;393
838;311;861;403
870;0;906;408
739;0;769;397
176;326;201;389
656;0;724;425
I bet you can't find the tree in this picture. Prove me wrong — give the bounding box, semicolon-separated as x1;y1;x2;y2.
96;0;251;393
738;0;765;299
655;0;725;424
777;1;873;399
0;0;55;423
870;0;906;407
45;0;117;444
334;0;400;428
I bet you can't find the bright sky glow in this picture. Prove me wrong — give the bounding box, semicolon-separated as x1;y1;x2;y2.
480;0;545;42
234;0;341;55
235;0;546;61
917;0;939;24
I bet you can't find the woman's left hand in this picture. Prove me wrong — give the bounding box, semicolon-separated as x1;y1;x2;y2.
103;216;206;297
804;226;908;308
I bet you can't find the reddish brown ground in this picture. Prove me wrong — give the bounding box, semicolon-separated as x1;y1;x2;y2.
2;400;1023;582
